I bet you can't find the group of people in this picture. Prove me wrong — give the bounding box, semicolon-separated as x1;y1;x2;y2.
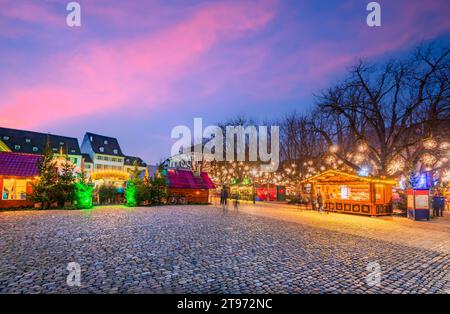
432;192;446;217
220;187;239;211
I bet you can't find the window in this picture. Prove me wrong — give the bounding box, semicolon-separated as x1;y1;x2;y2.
117;158;123;163
99;147;104;152
25;138;31;143
71;158;78;164
71;149;75;153
3;136;9;140
14;145;21;150
59;142;65;146
2;179;27;200
97;155;103;160
113;149;118;154
112;157;116;162
32;147;38;152
104;140;108;145
96;164;103;169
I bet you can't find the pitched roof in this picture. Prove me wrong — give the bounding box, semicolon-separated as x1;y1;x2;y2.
300;169;397;185
0;127;81;155
166;169;215;189
0;152;41;177
81;153;93;163
124;155;147;167
84;132;125;157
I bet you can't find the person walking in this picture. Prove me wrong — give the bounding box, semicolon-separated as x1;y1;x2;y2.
222;187;229;211
317;192;324;213
233;193;239;211
220;187;228;211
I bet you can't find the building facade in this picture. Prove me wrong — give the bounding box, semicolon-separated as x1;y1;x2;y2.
81;132;147;188
0;127;82;170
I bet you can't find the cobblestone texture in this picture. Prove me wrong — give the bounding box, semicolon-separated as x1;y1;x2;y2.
0;206;449;294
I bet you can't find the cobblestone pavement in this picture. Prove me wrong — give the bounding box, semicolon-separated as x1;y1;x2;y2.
0;206;449;294
228;200;450;254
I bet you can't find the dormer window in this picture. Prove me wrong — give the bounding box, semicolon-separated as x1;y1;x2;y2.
104;140;108;145
113;149;118;154
71;149;75;153
25;138;31;143
14;145;21;150
32;147;38;152
3;136;9;140
90;136;93;141
59;141;64;146
99;147;104;152
52;148;57;152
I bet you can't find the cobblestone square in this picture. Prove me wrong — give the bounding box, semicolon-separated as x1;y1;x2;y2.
0;205;449;294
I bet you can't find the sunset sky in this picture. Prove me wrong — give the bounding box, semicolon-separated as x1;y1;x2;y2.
1;0;449;163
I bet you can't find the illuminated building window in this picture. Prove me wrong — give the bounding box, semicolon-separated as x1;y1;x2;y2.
25;138;31;143
2;179;27;200
3;136;9;140
99;147;104;152
14;145;21;150
32;147;38;152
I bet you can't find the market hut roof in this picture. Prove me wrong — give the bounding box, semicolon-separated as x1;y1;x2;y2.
166;169;215;189
0;152;41;177
300;170;397;185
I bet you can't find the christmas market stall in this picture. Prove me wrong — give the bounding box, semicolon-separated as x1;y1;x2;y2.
228;180;286;202
300;170;397;216
0;152;40;209
165;168;215;204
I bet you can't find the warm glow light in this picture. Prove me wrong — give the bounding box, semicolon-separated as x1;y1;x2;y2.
423;138;437;150
329;144;339;153
421;153;437;166
387;158;405;175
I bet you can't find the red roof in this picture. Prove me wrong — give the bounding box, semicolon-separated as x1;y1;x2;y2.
166;169;215;189
0;152;41;177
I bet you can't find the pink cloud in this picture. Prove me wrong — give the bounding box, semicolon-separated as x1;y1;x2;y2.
0;0;276;128
0;1;62;26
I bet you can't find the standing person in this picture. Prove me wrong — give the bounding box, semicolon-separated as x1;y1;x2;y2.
220;187;225;207
438;193;445;217
432;192;442;217
233;193;239;211
222;187;229;211
317;193;324;213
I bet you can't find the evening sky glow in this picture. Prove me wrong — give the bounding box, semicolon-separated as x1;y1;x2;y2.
1;0;449;163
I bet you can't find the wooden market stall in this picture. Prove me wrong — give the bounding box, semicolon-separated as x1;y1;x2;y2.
165;168;215;204
300;170;397;216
